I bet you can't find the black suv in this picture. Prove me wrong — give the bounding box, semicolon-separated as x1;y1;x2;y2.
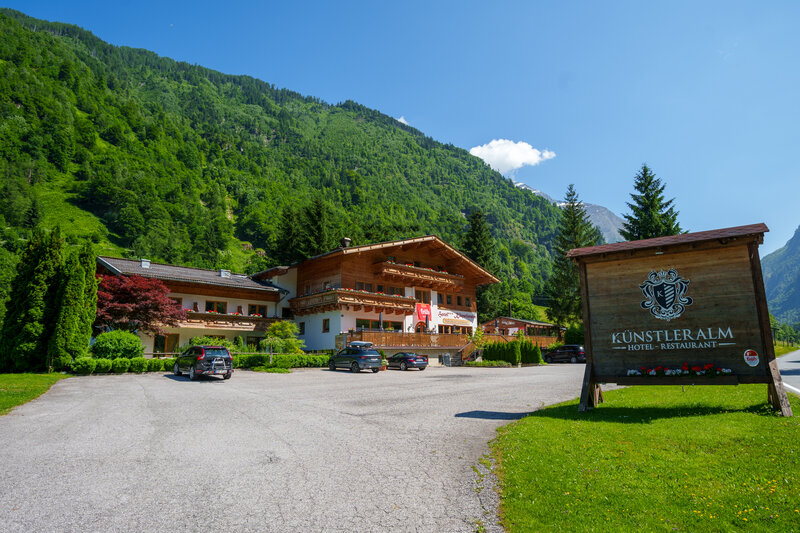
329;342;381;373
544;345;586;364
174;345;233;380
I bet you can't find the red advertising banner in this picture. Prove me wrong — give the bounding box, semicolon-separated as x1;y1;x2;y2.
416;303;431;321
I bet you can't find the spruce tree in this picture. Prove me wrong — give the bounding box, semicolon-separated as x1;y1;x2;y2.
277;204;305;264
0;228;64;372
300;198;333;258
462;211;497;273
620;164;682;241
546;185;599;326
78;243;98;348
46;253;86;369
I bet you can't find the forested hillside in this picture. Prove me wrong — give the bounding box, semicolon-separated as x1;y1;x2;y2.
763;225;800;326
0;9;563;322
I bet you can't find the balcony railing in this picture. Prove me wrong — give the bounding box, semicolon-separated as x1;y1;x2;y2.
290;289;416;317
344;330;470;348
181;311;278;331
375;261;464;291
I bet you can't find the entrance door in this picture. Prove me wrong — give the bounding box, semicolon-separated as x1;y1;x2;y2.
415;322;426;333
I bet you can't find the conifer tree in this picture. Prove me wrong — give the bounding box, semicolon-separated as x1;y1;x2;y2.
46;253;86;369
546;185;599;326
299;198;333;258
277;204;304;264
0;228;64;372
463;211;497;273
78;243;98;346
620;164;682;240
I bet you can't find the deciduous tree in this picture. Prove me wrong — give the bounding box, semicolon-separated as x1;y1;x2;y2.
95;275;186;335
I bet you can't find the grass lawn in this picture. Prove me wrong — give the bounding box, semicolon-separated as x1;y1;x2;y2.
492;385;800;532
0;374;69;416
774;344;799;358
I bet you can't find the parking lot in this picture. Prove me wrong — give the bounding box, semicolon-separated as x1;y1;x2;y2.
0;365;585;532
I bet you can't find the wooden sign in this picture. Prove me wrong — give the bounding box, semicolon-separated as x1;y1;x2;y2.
567;223;792;416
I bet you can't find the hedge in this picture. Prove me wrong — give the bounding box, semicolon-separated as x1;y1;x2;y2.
111;358;131;373
147;358;164;372
71;357;96;375
465;360;512;367
129;357;148;373
233;353;329;369
94;358;112;373
482;339;545;365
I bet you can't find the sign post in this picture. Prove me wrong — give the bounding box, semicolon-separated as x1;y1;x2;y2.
567;223;792;416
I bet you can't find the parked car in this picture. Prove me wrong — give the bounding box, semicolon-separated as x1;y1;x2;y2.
387;352;428;371
329;341;381;373
544;345;586;364
174;345;233;380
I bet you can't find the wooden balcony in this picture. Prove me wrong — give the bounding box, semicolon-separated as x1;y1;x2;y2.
375;261;464;291
344;330;470;348
181;312;279;331
290;289;416;317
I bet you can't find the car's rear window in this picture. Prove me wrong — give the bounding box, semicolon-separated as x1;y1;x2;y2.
358;349;380;356
204;348;229;357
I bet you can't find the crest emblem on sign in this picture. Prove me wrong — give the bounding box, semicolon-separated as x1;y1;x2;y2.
639;268;693;321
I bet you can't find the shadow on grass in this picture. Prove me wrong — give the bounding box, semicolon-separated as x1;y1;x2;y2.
528;401;777;424
455;410;532;420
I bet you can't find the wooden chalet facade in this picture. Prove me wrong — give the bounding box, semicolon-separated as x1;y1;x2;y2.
96;257;287;355
97;235;499;363
252;235;499;360
480;317;564;346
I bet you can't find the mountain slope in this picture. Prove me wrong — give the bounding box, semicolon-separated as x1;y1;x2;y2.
763;224;800;325
0;9;563;320
514;182;624;243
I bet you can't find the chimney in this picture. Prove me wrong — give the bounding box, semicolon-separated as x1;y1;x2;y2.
219;269;231;278
341;237;352;248
140;259;151;269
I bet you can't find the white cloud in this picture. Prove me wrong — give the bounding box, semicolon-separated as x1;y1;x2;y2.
396;116;409;125
469;139;555;175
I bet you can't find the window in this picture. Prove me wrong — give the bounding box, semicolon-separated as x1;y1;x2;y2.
281;307;293;319
246;336;264;347
446;294;452;305
457;296;462;306
356;281;364;290
205;300;227;314
377;284;384;293
414;261;420;267
170;297;183;307
465;297;471;308
356;318;372;330
415;289;430;304
364;283;373;292
437;293;443;305
323;280;331;290
298;322;305;335
248;304;267;316
154;334;179;354
322;319;330;333
305;284;311;295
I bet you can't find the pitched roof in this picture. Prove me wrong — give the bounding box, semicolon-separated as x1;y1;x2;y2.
97;256;285;293
253;235;500;285
566;223;768;259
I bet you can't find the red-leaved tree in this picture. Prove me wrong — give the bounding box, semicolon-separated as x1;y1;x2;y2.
95;275;186;335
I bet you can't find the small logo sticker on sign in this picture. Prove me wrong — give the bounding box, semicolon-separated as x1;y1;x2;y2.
744;349;759;367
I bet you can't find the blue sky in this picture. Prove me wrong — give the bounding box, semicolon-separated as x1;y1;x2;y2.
7;1;800;253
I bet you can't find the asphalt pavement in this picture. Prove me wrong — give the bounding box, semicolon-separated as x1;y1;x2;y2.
0;364;586;533
777;348;800;396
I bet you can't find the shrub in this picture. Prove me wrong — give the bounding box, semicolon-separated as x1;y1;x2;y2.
252;366;291;373
111;358;131;373
160;358;175;371
54;355;73;372
129;357;148;373
483;341;519;365
231;355;241;369
147;358;164;372
465;360;512;367
564;323;585;345
92;331;144;359
520;340;545;365
71;357;96;375
186;336;238;353
94;358;112;373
